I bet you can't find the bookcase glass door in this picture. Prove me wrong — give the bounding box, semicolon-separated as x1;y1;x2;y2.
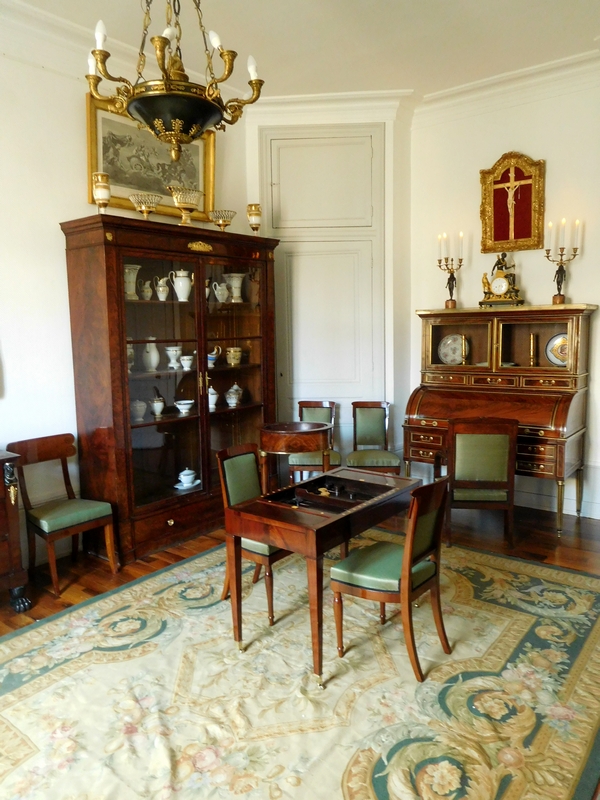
123;255;202;508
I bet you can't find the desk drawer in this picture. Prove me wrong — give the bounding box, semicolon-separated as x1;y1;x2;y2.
517;460;556;478
517;443;556;461
471;375;518;388
521;377;575;390
410;447;440;461
424;373;466;386
410;432;443;446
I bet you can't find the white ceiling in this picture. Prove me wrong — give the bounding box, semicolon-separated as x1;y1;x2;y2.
21;0;600;98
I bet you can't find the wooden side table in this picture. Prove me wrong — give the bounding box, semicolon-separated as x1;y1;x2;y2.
0;451;31;612
259;422;333;493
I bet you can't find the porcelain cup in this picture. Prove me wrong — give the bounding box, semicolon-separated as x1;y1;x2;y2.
130;399;146;422
180;355;194;370
226;346;242;366
165;346;182;368
179;468;196;486
149;398;165;417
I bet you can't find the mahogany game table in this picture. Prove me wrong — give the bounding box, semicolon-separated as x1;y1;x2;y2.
224;467;420;685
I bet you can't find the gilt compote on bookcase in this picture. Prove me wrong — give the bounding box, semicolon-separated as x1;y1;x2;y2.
403;304;597;535
61;215;278;563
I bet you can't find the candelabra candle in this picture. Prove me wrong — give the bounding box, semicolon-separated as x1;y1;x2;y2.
529;333;536;367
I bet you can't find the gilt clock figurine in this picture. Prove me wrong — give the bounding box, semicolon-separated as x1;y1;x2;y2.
480;252;524;307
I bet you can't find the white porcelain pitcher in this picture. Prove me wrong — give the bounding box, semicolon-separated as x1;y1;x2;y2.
169;269;194;302
212;282;229;303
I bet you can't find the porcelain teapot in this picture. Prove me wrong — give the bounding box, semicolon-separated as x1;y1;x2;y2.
169;269;194;302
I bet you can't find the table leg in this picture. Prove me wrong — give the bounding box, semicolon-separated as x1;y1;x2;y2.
226;534;243;648
404;459;411;478
323;450;331;473
556;480;565;538
306;555;324;687
259;450;269;495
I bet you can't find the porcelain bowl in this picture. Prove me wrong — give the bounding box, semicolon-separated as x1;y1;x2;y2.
174;400;194;414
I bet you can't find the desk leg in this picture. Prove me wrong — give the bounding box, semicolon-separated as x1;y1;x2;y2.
556;480;565;538
576;468;584;517
323;450;331;473
306;555;324;687
226;534;243;648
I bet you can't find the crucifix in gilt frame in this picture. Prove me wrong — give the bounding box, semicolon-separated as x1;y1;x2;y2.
480;151;545;253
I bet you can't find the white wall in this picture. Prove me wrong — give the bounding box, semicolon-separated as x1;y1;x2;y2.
410;55;600;517
0;2;248;561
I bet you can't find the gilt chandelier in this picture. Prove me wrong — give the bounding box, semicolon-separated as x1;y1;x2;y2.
86;0;263;161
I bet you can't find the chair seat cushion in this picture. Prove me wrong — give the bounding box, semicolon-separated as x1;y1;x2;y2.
346;450;401;468
288;450;342;467
330;541;436;592
453;489;508;502
241;537;281;556
27;498;112;534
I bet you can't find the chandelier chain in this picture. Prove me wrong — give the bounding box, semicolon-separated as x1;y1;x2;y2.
136;0;153;80
192;0;217;83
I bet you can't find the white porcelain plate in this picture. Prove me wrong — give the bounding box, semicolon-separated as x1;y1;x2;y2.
438;333;469;365
545;333;568;367
174;479;201;490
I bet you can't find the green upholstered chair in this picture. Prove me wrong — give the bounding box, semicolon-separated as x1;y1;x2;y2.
6;433;119;597
330;477;451;682
346;401;401;475
217;443;291;625
288;401;341;482
445;417;518;548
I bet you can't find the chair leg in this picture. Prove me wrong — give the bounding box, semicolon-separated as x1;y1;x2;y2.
71;533;79;562
379;602;386;624
401;598;425;682
252;563;262;584
339;541;348;560
220;562;230;601
445;505;452;548
264;564;275;626
27;525;36;575
430;582;451;654
103;523;119;574
47;541;61;598
333;591;344;657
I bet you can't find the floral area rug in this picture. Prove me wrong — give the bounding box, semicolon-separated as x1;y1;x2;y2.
1;532;599;800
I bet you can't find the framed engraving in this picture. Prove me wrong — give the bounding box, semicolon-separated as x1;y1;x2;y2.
86;94;215;221
480;151;545;253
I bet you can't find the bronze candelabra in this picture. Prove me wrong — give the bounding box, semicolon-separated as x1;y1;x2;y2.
544;247;579;304
437;257;463;308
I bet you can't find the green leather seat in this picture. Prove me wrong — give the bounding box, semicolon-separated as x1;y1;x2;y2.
330;478;451;682
217;443;292;624
345;402;401;474
288;402;341;481
28;498;113;534
446;418;518;548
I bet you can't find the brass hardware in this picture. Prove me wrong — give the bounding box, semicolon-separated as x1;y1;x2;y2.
188;241;213;252
539;431;545;436
419;435;434;442
8;485;18;506
105;232;113;241
487;377;503;384
419;420;438;427
198;376;203;395
205;373;211;391
539;379;556;386
418;450;434;458
167;519;175;526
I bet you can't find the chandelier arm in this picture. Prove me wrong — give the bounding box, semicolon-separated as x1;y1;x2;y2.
92;50;134;93
222;79;264;124
86;75;130;114
151;36;171;82
206;49;237;97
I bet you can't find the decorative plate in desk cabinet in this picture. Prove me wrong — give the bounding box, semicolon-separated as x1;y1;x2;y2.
545;333;568;367
438;334;469;365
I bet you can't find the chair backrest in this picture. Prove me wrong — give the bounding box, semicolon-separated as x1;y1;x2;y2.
447;417;518;492
402;478;449;576
352;401;390;450
216;443;262;509
298;401;336;448
6;433;77;511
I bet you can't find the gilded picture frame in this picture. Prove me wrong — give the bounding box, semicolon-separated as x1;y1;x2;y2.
480;151;545;253
86;94;215;221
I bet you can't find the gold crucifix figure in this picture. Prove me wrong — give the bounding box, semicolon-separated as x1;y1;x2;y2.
495;166;533;241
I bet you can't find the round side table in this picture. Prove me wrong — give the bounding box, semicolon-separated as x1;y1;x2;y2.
259;421;333;493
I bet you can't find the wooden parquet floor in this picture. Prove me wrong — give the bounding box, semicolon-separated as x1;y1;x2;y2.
1;506;600;635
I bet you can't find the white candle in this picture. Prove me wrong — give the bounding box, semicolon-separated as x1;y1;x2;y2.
437;234;442;259
247;55;258;80
559;218;566;248
87;51;96;75
545;221;553;250
162;26;177;44
94;20;107;49
574;219;580;249
458;231;463;259
442;232;447;259
209;30;221;50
